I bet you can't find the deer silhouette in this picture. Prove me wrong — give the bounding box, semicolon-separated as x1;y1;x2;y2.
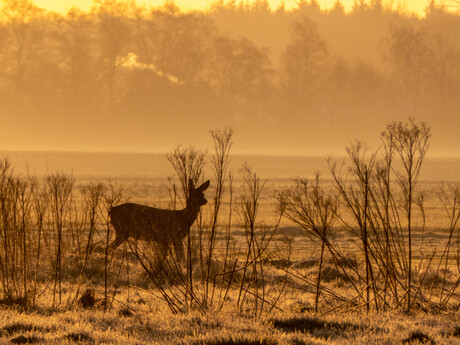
109;180;210;259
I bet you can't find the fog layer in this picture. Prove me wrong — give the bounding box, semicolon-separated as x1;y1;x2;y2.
0;0;459;155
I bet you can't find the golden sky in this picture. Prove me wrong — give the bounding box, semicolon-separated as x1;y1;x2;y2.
33;0;431;15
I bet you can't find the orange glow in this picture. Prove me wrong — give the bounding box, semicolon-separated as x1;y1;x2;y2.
32;0;432;16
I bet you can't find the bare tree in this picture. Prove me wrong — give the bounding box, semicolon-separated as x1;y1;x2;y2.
281;17;328;107
0;0;46;103
383;24;432;111
55;8;96;107
144;5;215;85
209;35;273;113
92;0;134;107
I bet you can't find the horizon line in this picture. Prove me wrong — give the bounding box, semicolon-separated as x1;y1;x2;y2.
1;148;460;159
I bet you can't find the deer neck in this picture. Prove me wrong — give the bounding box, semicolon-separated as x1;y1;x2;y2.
184;202;201;224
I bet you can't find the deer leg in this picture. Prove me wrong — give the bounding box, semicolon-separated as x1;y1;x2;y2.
154;241;169;259
173;240;185;262
109;233;125;251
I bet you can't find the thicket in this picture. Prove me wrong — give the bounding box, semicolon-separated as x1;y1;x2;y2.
0;119;459;316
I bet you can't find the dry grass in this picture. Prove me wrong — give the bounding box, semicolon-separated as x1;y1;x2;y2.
1;137;460;344
0;276;457;345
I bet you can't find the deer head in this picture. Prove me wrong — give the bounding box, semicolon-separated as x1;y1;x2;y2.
188;179;210;207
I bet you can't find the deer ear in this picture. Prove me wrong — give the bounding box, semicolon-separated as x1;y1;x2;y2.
198;180;210;191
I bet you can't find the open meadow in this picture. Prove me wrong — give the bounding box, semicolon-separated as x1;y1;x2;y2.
0;122;459;344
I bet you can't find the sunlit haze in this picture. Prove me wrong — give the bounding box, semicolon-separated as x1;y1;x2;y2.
1;0;460;156
34;0;431;15
1;3;460;344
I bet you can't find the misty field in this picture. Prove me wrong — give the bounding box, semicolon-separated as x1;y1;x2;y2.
0;122;459;344
2;0;460;343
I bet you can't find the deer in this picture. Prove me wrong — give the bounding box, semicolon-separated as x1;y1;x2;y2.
109;180;210;260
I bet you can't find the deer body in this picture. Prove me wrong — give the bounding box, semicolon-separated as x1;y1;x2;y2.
109;180;210;259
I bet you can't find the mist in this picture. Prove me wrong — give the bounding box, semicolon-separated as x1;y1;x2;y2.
0;0;459;156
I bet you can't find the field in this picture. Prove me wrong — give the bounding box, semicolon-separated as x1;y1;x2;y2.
1;128;460;344
1;300;460;344
1;0;460;341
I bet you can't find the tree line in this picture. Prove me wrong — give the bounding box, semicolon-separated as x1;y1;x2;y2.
1;0;459;151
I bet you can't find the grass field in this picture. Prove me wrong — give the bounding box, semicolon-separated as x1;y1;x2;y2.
1;122;460;344
0;173;458;344
0;284;459;344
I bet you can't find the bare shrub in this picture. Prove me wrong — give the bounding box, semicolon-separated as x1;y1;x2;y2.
166;145;207;309
73;182;105;305
45;172;74;307
0;159;38;306
101;182;123;311
381;117;431;311
329;141;378;311
433;182;460;309
236;164;282;316
277;173;338;313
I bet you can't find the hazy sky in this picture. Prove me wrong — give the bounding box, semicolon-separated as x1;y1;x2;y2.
34;0;431;15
